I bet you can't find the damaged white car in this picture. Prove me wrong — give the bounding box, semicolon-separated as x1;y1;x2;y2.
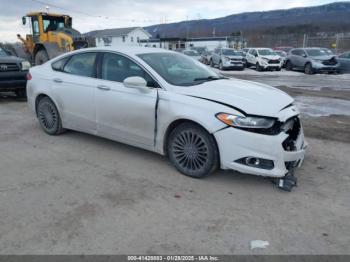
27;47;307;191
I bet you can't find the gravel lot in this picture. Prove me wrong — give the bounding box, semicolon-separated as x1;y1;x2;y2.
0;69;349;254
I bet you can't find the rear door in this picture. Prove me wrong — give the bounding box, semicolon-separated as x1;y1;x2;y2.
95;52;158;147
51;52;98;133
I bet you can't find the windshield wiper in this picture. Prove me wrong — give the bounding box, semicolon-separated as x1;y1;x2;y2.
193;76;227;82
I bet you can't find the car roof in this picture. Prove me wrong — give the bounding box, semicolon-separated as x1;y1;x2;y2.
66;46;174;56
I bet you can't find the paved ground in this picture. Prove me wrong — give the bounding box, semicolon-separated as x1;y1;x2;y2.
0;70;349;254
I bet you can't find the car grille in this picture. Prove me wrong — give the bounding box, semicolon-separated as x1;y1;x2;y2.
0;63;20;72
268;60;280;64
322;57;338;66
230;58;242;62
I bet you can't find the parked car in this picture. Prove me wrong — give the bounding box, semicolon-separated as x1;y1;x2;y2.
27;47;306;190
274;50;287;67
274;46;294;53
338;51;350;73
190;46;207;55
0;46;31;97
210;48;245;70
200;50;212;65
182;50;201;61
246;48;283;71
286;48;340;74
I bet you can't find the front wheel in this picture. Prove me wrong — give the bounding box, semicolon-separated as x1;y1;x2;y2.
304;63;314;75
219;61;224;71
167;123;219;178
256;62;263;72
37;97;65;135
285;60;293;71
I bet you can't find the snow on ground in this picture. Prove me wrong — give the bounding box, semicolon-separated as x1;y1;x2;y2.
295;96;350;117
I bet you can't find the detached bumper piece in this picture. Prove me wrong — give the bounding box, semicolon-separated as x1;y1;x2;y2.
271;169;297;192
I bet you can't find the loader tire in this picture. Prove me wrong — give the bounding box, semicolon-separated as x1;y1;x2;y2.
35;50;49;65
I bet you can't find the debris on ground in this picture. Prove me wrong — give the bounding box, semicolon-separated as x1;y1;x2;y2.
250;240;269;250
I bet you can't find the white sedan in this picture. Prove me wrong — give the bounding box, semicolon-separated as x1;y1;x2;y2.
27;47;307;191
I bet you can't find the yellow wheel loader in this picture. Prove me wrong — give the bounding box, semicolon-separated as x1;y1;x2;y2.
16;12;95;65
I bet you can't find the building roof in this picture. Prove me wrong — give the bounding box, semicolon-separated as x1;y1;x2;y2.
84;27;151;38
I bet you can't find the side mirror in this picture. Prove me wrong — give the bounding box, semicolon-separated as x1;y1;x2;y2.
302;54;307;58
22;16;27;25
255;54;258;57
123;76;149;90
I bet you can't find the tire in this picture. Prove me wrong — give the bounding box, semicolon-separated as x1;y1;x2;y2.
285;60;293;71
36;97;65;135
304;63;314;75
210;59;214;67
256;62;262;72
15;89;26;98
167;122;219;178
35;50;49;65
219;61;224;71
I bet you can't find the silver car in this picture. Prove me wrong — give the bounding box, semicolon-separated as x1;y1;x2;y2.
286;48;340;74
338;51;350;73
210;48;245;70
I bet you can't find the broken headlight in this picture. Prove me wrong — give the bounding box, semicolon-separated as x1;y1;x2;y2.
216;113;275;129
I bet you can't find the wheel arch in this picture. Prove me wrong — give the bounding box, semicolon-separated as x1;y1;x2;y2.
34;93;60;116
162;118;220;159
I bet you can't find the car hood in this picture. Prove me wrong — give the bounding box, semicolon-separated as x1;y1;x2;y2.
0;55;24;63
311;55;336;61
173;78;294;117
225;55;244;59
260;55;280;60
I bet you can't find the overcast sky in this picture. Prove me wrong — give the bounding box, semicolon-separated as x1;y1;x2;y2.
0;0;343;42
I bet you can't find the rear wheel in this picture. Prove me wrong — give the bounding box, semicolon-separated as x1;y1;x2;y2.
37;97;65;135
304;63;314;75
167;123;219;178
285;60;293;71
34;50;49;65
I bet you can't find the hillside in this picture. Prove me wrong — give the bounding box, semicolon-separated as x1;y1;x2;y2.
144;2;350;38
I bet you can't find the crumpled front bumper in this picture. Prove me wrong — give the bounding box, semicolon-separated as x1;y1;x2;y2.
214;106;307;178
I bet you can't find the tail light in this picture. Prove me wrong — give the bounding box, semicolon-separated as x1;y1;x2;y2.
26;72;32;80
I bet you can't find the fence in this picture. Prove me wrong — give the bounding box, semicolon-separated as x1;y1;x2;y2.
304;34;350;53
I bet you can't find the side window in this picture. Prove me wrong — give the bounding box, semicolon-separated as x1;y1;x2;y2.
291;50;297;55
52;57;69;71
32;18;40;35
101;53;156;87
299;50;306;57
63;53;97;77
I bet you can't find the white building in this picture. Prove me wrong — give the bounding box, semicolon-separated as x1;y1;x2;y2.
139;37;246;51
86;27;151;47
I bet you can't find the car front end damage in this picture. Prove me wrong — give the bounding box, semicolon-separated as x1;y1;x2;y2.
214;104;307;191
259;57;283;70
311;57;340;73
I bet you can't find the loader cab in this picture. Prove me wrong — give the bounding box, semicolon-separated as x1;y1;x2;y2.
23;13;72;43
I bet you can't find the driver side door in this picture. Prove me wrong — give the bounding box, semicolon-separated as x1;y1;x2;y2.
95;52;158;148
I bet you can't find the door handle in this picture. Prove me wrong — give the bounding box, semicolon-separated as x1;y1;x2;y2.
53;78;63;83
97;85;111;91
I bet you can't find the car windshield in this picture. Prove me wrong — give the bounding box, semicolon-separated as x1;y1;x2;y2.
258;49;277;56
183;50;199;56
138;52;222;86
275;51;286;57
0;48;9;57
306;49;328;57
323;49;334;55
222;49;242;56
